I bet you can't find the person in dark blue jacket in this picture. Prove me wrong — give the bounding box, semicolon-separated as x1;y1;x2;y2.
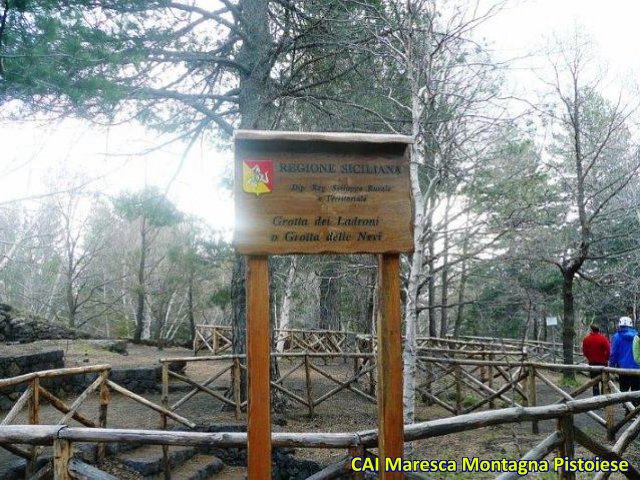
609;316;640;394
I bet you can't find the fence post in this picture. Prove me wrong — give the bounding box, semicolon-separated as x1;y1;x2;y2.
161;362;171;480
349;445;365;480
557;414;575;480
528;365;538;434
455;364;462;414
304;354;314;418
53;438;72;480
603;371;615;441
233;357;242;419
97;370;110;463
425;361;433;406
488;354;495;409
213;327;220;355
26;376;40;476
353;351;359;381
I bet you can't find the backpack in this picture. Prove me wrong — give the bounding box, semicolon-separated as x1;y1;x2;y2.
633;335;640;365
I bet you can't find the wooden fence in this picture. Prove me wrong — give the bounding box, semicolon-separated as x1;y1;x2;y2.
0;346;637;479
193;325;355;356
6;389;640;479
450;334;583;363
193;324;583;364
164;346;612;426
160;352;377;421
0;364;198;480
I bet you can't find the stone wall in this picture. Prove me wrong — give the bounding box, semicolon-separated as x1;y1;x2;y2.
0;350;65;409
0;350;172;410
0;304;90;343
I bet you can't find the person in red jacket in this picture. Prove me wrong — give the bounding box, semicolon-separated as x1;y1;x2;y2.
582;324;611;395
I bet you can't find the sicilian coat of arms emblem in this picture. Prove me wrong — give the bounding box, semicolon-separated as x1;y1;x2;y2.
242;160;273;196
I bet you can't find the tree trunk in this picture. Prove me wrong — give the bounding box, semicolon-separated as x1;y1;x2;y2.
65;266;76;328
427;229;437;337
276;257;296;353
439;197;451;337
562;270;575;375
403;114;425;426
133;216;147;343
231;254;247;403
187;274;195;345
230;0;274;403
319;260;340;330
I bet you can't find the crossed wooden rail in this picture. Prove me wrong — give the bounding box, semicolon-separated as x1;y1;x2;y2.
160;352;377;421
193;325;354;355
194;325;585;368
0;364;195;479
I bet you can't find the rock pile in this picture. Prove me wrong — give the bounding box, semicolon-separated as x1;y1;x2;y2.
0;304;91;343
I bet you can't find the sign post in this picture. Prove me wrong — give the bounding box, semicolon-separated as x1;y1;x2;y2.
234;130;413;479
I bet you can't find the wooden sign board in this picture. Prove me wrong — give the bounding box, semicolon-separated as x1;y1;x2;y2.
234;130;414;255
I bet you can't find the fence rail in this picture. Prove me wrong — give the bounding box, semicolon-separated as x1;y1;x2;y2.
193;324;583;364
4;390;640;479
0;335;631;480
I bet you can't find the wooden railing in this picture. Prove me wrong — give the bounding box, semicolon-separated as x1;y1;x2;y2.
0;364;111;477
0;364;197;479
193;325;356;355
193;325;582;364
5;389;640;479
450;334;584;363
160;352;376;421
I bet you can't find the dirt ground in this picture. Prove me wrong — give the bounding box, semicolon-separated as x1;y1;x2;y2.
0;341;639;479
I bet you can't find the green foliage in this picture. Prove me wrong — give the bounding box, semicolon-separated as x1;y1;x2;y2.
462;394;480;408
113;187;182;227
209;287;231;309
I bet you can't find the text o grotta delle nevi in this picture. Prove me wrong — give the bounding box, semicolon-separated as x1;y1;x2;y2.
278;163;402;175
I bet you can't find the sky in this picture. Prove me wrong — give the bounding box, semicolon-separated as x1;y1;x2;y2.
1;0;639;231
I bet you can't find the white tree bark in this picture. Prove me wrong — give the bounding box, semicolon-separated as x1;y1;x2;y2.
276;257;297;353
403;92;427;426
141;293;152;340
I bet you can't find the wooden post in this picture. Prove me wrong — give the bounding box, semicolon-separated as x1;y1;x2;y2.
603;371;614;441
53;438;72;480
557;414;575;480
349;445;365;480
304;354;315;418
161;362;170;480
233;357;242;420
246;255;271;480
455;364;462;415
213;328;220;355
27;376;40;476
376;254;403;480
97;370;110;463
425;361;433;406
488;354;495;409
353;356;359;380
528;365;538;434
